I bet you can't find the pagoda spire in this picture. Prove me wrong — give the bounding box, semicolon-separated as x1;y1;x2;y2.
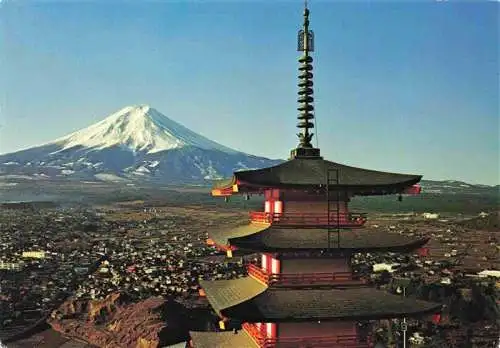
291;1;320;159
297;0;315;149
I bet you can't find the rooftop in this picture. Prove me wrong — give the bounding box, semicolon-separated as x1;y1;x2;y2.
212;147;421;197
199;276;442;322
209;223;429;253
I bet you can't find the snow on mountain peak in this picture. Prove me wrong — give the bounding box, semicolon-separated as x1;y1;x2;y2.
52;105;237;154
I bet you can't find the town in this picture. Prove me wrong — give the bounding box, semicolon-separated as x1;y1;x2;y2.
0;201;248;346
0;200;498;347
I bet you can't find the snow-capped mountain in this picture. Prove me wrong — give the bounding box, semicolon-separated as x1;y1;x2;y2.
0;105;282;183
53;105;237;154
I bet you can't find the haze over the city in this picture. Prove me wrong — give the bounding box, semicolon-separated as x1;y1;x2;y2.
1;1;498;185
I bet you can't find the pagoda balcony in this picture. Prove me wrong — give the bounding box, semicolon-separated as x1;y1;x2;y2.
247;263;366;287
242;323;372;348
249;211;367;227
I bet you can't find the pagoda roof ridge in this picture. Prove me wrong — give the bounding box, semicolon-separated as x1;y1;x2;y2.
199;276;442;322
212;157;422;196
209;223;430;253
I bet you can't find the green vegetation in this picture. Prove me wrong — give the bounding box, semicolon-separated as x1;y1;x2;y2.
350;193;499;214
1;181;498;214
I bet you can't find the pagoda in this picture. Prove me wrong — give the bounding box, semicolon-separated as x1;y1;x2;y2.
189;3;441;348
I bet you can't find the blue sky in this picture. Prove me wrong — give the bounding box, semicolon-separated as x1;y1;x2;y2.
1;0;498;185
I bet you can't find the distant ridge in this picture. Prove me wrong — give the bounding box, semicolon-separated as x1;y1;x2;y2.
420;179;499;195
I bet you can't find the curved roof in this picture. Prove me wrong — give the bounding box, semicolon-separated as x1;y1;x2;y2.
213;158;421;195
210;223;266;245
189;330;257;348
209;223;429;253
199;277;267;317
199;277;441;322
226;286;442;322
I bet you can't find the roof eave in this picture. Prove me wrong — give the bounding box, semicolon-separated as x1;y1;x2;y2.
212;177;423;196
222;304;443;323
229;236;430;253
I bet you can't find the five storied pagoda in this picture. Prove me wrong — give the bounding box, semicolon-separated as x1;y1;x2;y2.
189;3;441;347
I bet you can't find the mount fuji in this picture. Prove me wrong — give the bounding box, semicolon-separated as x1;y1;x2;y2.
0;105;282;183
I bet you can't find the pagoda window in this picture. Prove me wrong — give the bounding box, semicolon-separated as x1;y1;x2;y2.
264;201;271;214
274;200;283;215
266;322;277;338
261;254;269;272
260;254;280;274
271;257;281;274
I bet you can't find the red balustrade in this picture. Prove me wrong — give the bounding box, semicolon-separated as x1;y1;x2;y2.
249;211;367;227
250;211;271;223
269;272;364;286
243;322;262;342
247;264;365;287
242;323;373;348
247;263;270;284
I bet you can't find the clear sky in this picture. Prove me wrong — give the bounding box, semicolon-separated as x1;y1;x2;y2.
1;0;498;185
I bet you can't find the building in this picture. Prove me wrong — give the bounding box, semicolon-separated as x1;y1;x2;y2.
422;213;439;220
21;251;46;259
189;3;441;347
0;261;24;271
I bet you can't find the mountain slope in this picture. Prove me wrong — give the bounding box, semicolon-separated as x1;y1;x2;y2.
52;105;237;154
0;105;281;183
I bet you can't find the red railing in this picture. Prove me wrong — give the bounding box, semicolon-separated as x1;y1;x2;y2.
247;263;270;284
247;264;365;287
249;212;367;227
242;323;373;348
270;272;364;286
